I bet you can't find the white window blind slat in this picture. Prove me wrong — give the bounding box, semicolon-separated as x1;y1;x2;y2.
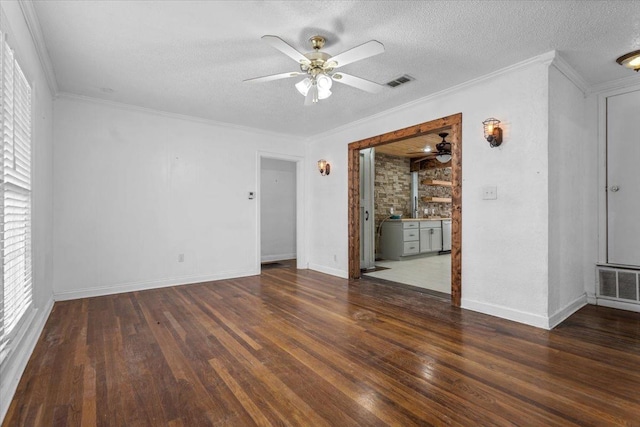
0;29;33;366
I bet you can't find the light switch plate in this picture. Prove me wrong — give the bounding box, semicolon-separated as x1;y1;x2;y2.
482;186;497;200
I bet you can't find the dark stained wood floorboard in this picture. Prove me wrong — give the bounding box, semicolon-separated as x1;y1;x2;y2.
4;264;640;426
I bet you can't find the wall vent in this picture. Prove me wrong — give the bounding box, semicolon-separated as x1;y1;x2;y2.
596;266;640;304
386;75;414;88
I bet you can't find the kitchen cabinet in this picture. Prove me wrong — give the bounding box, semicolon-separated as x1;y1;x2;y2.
379;220;443;260
420;220;442;253
379;221;420;260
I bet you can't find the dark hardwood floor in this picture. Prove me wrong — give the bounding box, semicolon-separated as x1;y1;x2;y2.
4;265;640;426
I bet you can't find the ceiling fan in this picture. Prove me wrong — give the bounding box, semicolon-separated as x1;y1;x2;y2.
244;35;385;105
409;132;452;163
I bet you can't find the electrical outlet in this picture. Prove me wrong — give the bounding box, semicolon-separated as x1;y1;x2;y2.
482;186;497;200
178;253;184;262
390;207;394;214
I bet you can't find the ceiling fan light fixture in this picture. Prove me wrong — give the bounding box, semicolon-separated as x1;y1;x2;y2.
318;88;332;100
616;50;640;71
317;74;333;91
297;75;332;101
249;34;385;105
295;78;312;96
435;153;452;163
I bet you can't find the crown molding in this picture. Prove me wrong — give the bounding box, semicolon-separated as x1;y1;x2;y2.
56;92;300;141
310;50;558;142
550;52;590;95
589;74;640;96
18;0;58;96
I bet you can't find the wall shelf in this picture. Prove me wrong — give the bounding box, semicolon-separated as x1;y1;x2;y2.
422;197;452;203
422;179;452;187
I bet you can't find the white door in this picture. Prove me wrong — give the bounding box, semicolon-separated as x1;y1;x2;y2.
607;89;640;267
360;148;375;270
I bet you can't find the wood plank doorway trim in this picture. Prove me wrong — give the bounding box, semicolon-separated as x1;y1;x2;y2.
347;113;462;306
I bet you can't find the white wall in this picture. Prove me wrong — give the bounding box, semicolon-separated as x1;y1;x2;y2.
1;1;54;422
53;96;303;299
307;53;556;327
547;64;590;326
260;158;296;262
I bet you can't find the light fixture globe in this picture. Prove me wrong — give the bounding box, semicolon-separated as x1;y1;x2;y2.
318;159;330;176
316;74;333;99
297;74;333;100
318;88;332;100
295;78;312;96
616;50;640;71
435;153;451;163
316;74;333;91
482;118;503;147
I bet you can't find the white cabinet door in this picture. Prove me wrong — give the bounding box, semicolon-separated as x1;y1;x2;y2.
420;227;442;252
607;89;640;266
419;229;430;253
431;228;443;252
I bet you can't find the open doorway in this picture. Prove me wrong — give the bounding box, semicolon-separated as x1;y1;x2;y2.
360;131;453;295
260;158;297;270
348;113;462;306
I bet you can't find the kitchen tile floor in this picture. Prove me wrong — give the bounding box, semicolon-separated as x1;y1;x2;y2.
363;254;451;294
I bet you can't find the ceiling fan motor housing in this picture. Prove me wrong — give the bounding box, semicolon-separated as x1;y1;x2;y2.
300;51;334;75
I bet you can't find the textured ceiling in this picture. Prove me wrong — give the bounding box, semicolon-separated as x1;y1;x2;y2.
32;0;640;137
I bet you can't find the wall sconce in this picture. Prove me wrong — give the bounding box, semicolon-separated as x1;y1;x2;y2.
483;118;503;147
616;50;640;72
318;159;330;176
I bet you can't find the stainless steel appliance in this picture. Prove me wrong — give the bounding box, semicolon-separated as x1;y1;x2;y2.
441;219;452;252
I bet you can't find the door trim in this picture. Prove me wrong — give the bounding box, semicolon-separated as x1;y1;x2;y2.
347;113;463;306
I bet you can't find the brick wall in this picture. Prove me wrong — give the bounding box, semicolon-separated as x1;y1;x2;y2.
418;166;452;218
374;153;411;226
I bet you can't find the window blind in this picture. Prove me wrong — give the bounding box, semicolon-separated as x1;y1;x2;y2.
0;30;33;365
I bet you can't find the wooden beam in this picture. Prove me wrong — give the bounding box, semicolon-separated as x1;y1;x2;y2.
422;179;452;187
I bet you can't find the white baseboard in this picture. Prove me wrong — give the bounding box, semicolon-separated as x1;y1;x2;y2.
1;296;54;423
54;269;260;301
461;298;551;329
548;293;588;329
307;263;349;279
596;298;640;313
261;253;296;263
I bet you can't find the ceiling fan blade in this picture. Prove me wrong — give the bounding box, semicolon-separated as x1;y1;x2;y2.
304;84;318;106
332;72;384;93
244;71;304;83
328;40;384;68
262;35;310;65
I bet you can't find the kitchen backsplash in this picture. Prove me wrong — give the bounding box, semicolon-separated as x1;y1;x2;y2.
374;152;412;225
418;166;452;218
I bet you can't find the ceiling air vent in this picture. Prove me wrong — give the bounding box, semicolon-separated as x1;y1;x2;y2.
386;74;414;88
